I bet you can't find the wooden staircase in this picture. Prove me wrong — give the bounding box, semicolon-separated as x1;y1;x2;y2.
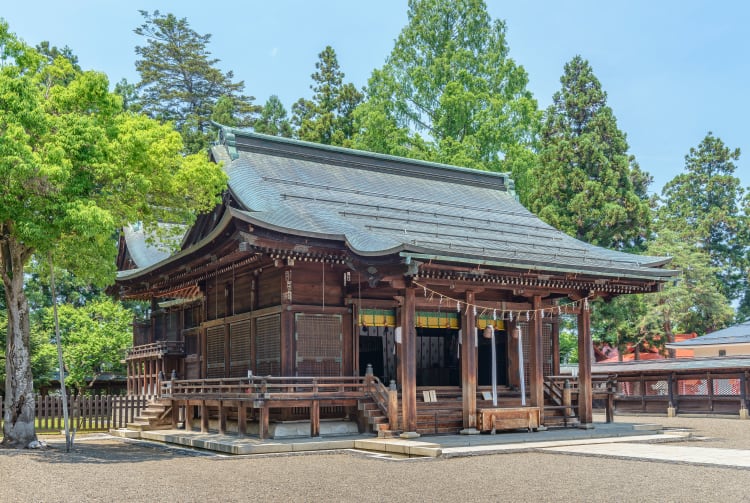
542;377;579;427
126;398;174;431
357;397;393;436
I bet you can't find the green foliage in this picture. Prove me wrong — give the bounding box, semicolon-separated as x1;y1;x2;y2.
558;325;578;364
529;56;652;251
0;20;226;445
591;295;647;354
133;10;259;153
352;0;539;186
592;228;733;352
292;46;363;146
113;78;141;113
638;228;733;338
254;95;293;137
34;297;132;393
658;132;749;302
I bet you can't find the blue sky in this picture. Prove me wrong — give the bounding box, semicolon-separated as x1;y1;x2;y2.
3;1;749;195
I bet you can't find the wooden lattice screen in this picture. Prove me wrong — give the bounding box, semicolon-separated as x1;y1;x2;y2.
229;319;252;377
295;313;342;377
206;325;225;378
517;322;554;384
543;322;553;376
256;314;281;376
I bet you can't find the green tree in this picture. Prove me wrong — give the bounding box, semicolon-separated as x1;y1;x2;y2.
113;78;141;113
254;95;293;137
591;295;646;359
658;133;749;302
529;55;652;251
34;297;132;393
638;228;733;350
0;21;226;447
133;10;258;153
292;46;363;146
352;0;539;190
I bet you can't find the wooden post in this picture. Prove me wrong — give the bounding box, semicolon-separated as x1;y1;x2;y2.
238;404;247;436
200;402;209;433
258;404;269;439
529;295;544;423
310;399;320;437
606;378;615;423
563;379;572;419
740;372;748;419
461;290;477;430
171;400;180;429
218;402;227;434
387;380;399;431
577;302;593;425
400;287;417;435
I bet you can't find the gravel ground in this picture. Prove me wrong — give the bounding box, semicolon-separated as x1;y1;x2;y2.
2;414;749;503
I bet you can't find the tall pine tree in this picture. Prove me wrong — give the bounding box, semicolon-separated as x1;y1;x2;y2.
291;46;363;146
658;132;749;304
529;56;652;251
133;10;258;153
254;95;293;137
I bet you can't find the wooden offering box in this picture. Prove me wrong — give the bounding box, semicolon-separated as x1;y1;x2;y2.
477;407;540;432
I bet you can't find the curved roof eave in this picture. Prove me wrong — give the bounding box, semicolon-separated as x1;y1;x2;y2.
398;251;679;282
116;209;236;282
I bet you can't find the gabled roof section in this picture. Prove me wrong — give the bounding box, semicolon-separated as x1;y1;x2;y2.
121;223;186;270
211;126;677;282
667;321;750;348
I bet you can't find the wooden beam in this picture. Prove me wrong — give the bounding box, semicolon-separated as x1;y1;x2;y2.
400;287;417;433
577;304;593;424
461;290;478;429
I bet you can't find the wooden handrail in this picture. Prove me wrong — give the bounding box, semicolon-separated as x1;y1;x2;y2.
164;375;370;401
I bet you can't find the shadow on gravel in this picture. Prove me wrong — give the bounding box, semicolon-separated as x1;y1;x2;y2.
0;436;210;465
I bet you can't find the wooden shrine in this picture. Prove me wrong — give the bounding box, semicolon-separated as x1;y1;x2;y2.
115;127;677;437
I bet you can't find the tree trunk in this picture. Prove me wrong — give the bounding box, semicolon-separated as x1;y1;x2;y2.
1;236;37;448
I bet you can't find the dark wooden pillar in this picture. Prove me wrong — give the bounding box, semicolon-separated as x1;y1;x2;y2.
577;302;593;425
238;404;247;436
400;287;417;434
310;400;320;437
461;291;477;430
529;296;544;422
200;402;209;433
218;402;227;434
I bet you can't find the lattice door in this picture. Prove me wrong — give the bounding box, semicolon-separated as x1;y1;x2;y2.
206;325;225;378
256;314;281;376
229;319;252;377
295;313;342;377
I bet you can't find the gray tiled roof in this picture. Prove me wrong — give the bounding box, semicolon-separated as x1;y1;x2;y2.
666;321;750;347
121;223;186;271
218;130;676;281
